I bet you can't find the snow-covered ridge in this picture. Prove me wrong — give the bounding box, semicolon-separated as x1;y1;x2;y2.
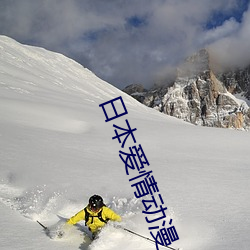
0;35;129;102
0;35;150;133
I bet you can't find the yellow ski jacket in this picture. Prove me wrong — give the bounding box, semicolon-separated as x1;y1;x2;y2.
67;206;121;233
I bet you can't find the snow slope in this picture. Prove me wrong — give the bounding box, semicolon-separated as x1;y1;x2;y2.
0;35;250;250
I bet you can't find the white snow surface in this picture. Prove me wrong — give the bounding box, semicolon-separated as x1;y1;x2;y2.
0;35;250;250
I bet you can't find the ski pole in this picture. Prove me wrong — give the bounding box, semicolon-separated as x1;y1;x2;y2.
122;227;179;250
37;220;49;231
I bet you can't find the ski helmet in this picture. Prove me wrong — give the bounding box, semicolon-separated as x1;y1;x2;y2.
89;195;104;211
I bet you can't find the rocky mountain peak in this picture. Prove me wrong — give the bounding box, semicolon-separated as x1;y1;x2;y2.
123;49;250;130
177;49;210;78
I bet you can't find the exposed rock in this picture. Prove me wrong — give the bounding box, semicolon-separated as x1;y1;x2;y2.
123;84;147;103
217;66;250;99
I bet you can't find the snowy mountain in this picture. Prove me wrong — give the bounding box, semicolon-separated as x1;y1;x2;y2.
217;65;250;100
0;36;250;250
124;49;250;130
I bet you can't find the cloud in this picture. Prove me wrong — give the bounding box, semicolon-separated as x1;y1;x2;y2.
200;18;240;45
0;0;249;89
208;4;250;69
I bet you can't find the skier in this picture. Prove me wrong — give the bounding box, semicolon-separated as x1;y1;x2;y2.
66;194;122;239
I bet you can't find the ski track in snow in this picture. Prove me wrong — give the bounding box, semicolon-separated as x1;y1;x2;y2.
0;99;92;134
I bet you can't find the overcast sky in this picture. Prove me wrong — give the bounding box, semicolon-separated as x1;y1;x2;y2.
0;0;249;89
